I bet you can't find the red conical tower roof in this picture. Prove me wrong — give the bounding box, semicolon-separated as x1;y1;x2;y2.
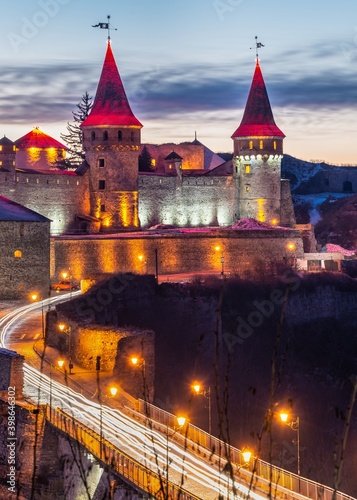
15;127;67;149
81;41;142;128
232;60;284;138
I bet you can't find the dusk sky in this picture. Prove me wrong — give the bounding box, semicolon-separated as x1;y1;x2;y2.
1;0;357;164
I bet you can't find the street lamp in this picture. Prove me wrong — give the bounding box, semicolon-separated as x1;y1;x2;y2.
57;359;65;369
30;292;45;339
215;245;225;278
192;382;212;435
138;254;148;274
58;323;73;375
241;448;252;466
279;411;301;476
109;386;118;397
131;356;147;399
287;242;296;270
166;415;187;492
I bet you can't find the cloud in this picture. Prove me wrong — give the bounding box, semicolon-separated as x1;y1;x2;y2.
0;58;357;129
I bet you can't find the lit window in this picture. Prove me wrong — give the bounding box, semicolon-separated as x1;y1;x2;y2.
245;185;250;192
0;146;2;151
0;161;2;166
118;130;122;141
273;141;277;150
245;165;251;174
103;130;108;141
259;140;264;149
99;158;105;168
100;204;106;212
249;141;253;150
98;180;106;190
151;159;156;167
14;250;22;258
91;131;96;142
13;146;16;151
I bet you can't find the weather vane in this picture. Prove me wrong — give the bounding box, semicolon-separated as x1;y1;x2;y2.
92;15;117;40
250;36;265;58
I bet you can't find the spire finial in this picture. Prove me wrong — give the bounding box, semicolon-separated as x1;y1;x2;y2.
92;15;117;41
194;131;197;141
250;36;265;59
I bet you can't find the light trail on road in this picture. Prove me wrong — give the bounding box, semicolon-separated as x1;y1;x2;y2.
1;295;268;500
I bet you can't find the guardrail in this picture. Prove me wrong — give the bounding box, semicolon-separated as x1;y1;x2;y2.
46;405;202;500
137;400;356;500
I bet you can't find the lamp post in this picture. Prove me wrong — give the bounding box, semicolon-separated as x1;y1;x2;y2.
138;255;148;274
58;323;73;375
287;242;296;271
166;416;187;493
31;292;45;339
215;245;225;278
131;356;148;401
192;382;212;435
279;412;301;476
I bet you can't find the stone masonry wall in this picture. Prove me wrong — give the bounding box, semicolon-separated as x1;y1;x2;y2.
0;220;50;299
51;229;304;281
0;170;90;235
139;174;235;228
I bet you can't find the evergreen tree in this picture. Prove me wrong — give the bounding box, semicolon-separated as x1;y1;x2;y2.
60;92;93;168
139;145;154;172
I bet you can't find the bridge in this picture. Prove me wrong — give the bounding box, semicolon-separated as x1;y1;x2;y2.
1;296;355;500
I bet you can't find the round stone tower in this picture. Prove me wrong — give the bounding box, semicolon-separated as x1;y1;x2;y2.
81;40;143;232
232;59;285;224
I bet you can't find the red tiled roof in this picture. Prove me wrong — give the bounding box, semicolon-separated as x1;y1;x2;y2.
15;128;67;149
81;41;142;128
232;60;285;138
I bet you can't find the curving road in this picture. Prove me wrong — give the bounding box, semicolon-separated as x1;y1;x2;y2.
1;295;268;500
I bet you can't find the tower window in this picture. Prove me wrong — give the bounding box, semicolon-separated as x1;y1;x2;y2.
259;140;264;150
245;185;250;192
273;140;277;150
98;180;106;190
91;131;96;142
100;204;106;212
249;141;253;150
103;130;109;141
118;130;122;141
98;158;105;168
245;165;251;174
131;131;135;142
14;250;22;258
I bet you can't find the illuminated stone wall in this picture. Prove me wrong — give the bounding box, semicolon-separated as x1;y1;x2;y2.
0;171;90;235
0;220;50;299
138;174;236;228
51;229;304;281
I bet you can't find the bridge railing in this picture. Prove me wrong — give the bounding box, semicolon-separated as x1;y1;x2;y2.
46;405;202;500
137;399;355;500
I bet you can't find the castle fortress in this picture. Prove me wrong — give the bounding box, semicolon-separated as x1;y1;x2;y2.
0;41;305;293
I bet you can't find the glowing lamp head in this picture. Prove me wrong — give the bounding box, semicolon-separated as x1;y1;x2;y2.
58;323;66;332
138;255;144;262
192;383;201;394
109;386;118;397
215;245;221;252
131;357;139;366
280;412;289;423
61;271;68;279
57;359;65;368
242;449;252;463
31;293;38;301
177;416;186;427
271;218;278;226
287;243;296;251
